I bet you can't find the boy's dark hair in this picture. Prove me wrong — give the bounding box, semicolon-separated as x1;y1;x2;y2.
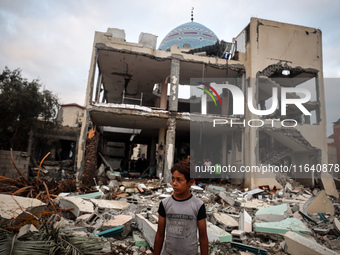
170;159;194;183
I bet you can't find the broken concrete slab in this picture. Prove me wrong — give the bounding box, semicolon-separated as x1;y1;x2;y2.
240;199;268;210
239;188;264;199
231;230;247;242
255;203;292;222
254;218;312;236
89;199;129;210
293;205;304;220
303;190;335;216
191;185;204;192
212;212;238;231
219;191;240;207
0;194;46;219
333;218;340;236
106;170;121;180
103;215;132;229
58;196;94;217
78;191;103;199
239;209;252;233
321;172;339;198
135;214;157;249
207;185;226;192
76;213;92;221
284;231;338;255
102;215;133;238
206;221;232;242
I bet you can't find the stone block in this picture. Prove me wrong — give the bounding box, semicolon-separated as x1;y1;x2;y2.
139;32;157;50
58;196;94;217
103;215;132;228
239;210;252;233
240;188;264;199
207;185;226;192
219;191;240;206
89;199;128;210
135;214;157;249
76;213;92;221
333;218;340;236
102;215;133;238
255;203;292;222
206;221;232;242
231;230;247;242
0;194;46;219
78;191;103;199
284;231;338;255
191;185;204;192
254;218;312;236
240;199;268;209
303;190;334;216
321;172;339;198
212;212;238;231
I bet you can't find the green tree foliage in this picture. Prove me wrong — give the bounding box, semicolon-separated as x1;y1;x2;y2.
0;67;59;151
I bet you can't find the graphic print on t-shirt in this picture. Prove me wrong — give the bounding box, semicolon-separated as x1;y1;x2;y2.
166;214;193;238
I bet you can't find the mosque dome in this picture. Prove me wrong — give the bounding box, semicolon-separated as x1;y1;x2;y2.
158;21;219;51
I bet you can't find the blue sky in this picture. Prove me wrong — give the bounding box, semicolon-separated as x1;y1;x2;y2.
0;0;339;135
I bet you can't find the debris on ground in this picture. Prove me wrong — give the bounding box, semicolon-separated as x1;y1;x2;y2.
2;155;340;254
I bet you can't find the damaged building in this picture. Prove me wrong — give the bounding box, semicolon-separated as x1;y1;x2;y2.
76;17;327;188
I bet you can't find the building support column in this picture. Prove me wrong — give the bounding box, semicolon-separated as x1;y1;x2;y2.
76;46;98;183
149;136;156;166
221;88;229;116
201;94;207;114
94;72;102;103
244;76;259;189
156;128;166;178
164;58;180;183
168;59;179;112
160;78;168;110
164;117;176;183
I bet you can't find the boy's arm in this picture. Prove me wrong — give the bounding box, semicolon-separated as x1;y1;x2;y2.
198;218;209;255
153;215;166;255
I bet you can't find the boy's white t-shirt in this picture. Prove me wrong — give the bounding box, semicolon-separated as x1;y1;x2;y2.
158;194;206;255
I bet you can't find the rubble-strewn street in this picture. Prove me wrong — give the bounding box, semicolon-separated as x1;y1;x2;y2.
1;168;340;254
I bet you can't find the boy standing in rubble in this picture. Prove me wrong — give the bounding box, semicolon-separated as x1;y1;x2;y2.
154;160;208;255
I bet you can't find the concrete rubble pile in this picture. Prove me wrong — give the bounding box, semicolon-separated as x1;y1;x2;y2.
1;172;340;255
30;159;76;181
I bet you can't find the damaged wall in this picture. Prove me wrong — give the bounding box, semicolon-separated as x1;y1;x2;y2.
243;18;327;188
0;150;29;179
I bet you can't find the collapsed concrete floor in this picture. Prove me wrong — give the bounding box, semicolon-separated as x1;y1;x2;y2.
1;172;340;255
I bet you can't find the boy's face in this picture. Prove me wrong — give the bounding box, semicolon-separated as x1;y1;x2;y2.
172;170;194;197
